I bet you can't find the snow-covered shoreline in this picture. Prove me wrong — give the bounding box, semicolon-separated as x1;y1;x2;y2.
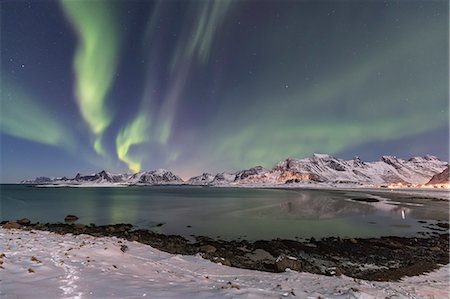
1;228;449;298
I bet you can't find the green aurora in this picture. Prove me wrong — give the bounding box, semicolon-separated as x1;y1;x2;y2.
0;0;448;181
60;0;123;156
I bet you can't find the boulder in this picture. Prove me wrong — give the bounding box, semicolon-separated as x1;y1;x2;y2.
199;245;217;254
64;215;79;223
3;221;21;229
324;267;342;276
275;255;304;272
17;218;31;225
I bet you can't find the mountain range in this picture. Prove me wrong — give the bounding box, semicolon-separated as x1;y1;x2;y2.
21;154;449;187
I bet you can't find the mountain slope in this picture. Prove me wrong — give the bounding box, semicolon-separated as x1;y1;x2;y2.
269;154;447;185
427;166;449;185
127;169;183;185
186;154;448;186
186;173;215;185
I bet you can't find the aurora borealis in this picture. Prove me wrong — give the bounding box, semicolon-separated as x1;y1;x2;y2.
60;0;123;156
1;0;448;182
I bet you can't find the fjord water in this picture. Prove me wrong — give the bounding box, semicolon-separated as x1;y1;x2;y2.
1;185;448;240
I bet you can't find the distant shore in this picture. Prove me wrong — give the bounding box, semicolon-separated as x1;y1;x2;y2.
18;183;450;200
2;219;448;282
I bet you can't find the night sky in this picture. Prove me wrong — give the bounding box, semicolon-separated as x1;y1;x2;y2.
1;0;448;182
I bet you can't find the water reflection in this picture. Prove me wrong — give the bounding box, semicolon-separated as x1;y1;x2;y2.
356;199;411;220
275;191;411;220
109;191;137;224
278;193;371;219
1;185;448;240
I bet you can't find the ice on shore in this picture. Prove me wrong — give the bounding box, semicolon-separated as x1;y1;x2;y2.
1;228;448;298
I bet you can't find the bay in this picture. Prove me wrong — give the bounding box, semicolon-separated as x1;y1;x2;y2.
1;185;448;240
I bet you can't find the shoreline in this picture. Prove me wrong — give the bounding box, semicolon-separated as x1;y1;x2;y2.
2;228;448;299
2;220;449;282
16;183;450;198
2;227;449;299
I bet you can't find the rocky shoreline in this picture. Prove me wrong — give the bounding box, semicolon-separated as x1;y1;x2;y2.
2;218;448;282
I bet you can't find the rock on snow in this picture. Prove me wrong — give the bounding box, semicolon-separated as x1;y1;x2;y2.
1;228;448;298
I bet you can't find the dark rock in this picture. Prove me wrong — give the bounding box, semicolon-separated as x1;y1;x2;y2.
275;255;304;272
129;235;139;242
328;160;346;171
285;179;301;184
436;222;449;229
64;215;79;223
234;166;267;180
325;267;342;276
31;256;41;263
4;220;449;282
199;245;217;254
350;197;380;203
213;256;231;266
74;224;86;230
155;223;164;227
17;218;31;225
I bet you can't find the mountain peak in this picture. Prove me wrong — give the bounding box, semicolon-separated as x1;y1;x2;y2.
312;153;333;160
21;154;448;187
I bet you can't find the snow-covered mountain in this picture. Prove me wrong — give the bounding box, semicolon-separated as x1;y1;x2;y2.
21;154;448;187
268;154;447;185
186;173;215;185
21;169;182;186
73;170;128;184
127;169;183;185
427;166;449;185
187;154;448;187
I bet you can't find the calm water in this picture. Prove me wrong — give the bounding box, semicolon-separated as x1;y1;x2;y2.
1;185;448;240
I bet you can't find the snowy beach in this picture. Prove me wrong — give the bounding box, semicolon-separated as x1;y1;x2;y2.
1;228;449;299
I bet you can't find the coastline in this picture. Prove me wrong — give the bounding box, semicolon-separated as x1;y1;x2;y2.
18;183;450;201
1;227;449;298
2;220;449;281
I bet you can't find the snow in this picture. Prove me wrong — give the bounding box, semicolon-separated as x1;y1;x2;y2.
22;169;183;186
186;173;215;185
312;153;333;159
22;154;448;188
273;155;448;185
1;228;448;299
35;183;128;188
